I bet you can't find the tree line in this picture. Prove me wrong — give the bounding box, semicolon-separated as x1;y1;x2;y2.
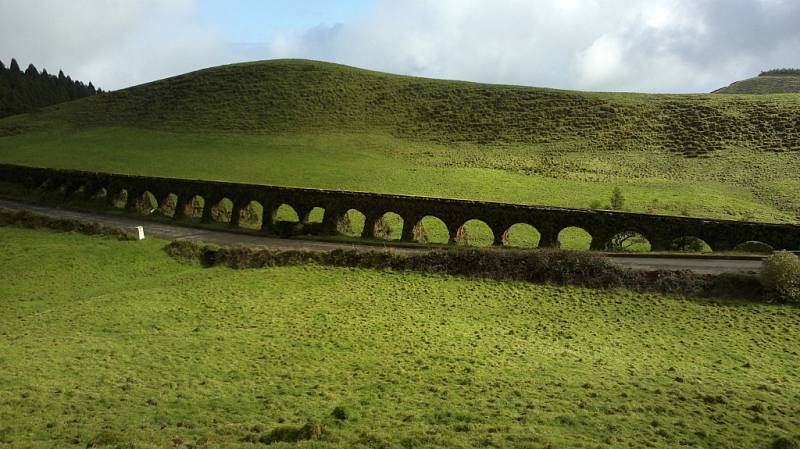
0;58;101;119
759;68;800;77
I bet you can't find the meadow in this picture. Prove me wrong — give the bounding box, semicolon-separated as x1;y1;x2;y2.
1;226;799;448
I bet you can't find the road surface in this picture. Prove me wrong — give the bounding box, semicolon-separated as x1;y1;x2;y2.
0;199;764;275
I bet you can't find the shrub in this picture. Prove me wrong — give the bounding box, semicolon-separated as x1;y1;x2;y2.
163;239;207;262
259;420;324;444
761;252;800;303
331;406;349;420
610;187;625;211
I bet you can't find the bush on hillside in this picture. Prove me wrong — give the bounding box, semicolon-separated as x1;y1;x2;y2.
761;251;800;303
760;69;800;77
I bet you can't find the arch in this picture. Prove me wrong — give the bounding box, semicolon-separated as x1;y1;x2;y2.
558;227;593;250
337;209;366;237
413;215;450;244
183;195;205;219
503;223;541;248
134;191;159;215
238;201;264;230
455;219;494;247
273;203;299;223
210;197;234;223
111;189;129;209
373;212;403;241
670;236;713;253
733;241;775;254
606;231;652;252
159;193;178;218
306;207;325;224
92;187;108;201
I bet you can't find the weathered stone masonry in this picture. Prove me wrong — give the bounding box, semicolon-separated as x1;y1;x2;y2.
2;163;799;251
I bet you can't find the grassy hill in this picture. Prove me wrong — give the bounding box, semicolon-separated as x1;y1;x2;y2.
1;59;799;224
714;70;800;94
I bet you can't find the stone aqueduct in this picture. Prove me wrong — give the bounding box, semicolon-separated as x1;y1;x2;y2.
2;163;800;252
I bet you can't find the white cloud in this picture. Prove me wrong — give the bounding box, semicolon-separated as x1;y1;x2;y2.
0;0;234;90
1;0;799;92
259;0;800;93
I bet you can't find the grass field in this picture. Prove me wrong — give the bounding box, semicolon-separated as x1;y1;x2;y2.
1;227;799;448
0;60;799;226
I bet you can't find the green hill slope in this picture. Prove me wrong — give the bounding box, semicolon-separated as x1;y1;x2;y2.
714;70;800;94
1;59;799;223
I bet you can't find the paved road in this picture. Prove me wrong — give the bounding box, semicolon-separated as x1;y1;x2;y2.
0;199;764;275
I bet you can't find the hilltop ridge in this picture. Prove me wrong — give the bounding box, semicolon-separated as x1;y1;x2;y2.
714;69;800;94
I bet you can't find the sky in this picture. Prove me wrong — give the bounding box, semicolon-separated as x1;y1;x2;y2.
1;0;799;93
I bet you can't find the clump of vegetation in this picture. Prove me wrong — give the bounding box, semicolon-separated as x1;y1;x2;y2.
259;420;324;444
610;187;625;211
0;207;135;240
761;251;800;303
771;435;800;449
331;406;349;420
760;69;800;77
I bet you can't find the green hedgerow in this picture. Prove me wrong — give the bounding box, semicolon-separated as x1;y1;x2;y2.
761;251;800;303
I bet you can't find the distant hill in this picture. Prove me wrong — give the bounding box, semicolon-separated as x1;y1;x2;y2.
1;59;800;224
714;69;800;94
0;58;100;118
4;59;800;156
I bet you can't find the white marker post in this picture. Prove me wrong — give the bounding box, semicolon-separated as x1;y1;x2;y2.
136;226;145;240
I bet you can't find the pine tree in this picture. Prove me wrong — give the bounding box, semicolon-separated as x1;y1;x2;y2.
1;58;101;118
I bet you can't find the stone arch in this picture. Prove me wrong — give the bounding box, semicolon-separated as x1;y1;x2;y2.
134;191;159;215
159;193;179;218
111;189;129;209
338;209;366;237
306;207;325;224
91;187;109;202
273;203;300;223
414;215;450;244
606;230;652;252
670;236;713;253
373;212;404;241
182;195;205;219
455;219;494;247
238;200;264;230
503;223;541;248
733;241;775;254
210;197;234;224
557;226;593;250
